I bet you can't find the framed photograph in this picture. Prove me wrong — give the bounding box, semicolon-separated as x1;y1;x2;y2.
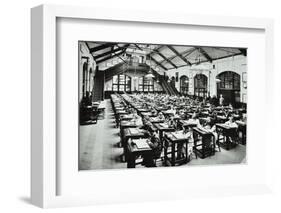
31;4;274;208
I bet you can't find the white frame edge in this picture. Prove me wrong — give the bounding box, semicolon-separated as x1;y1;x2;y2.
31;4;274;208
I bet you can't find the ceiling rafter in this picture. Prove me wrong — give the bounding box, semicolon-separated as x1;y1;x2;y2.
239;48;247;56
89;43;116;53
166;45;192;66
153;50;177;69
96;50;126;64
93;44;129;60
198;47;213;63
150;56;168;71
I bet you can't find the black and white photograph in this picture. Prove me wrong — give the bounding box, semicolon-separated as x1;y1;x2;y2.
79;41;247;170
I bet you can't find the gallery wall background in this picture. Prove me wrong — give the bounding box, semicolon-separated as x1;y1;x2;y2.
0;0;280;212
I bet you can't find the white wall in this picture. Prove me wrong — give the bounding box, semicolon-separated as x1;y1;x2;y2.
167;55;247;102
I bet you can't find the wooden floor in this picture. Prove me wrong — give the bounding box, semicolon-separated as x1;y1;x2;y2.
79;99;246;170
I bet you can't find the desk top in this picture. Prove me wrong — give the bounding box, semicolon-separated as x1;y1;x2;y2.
236;121;246;126
137;108;150;112
120;121;137;127
165;131;190;142
154;123;175;131
216;123;236;130
128;139;152;153
193;127;213;136
149;117;165;123
179;120;198;127
123;128;145;137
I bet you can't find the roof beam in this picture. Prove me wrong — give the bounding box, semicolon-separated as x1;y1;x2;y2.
153;50;177;69
239;48;247;56
134;44;143;51
166;45;192;66
93;45;129;60
149;56;168;71
89;43;116;53
198;47;213;63
96;50;125;64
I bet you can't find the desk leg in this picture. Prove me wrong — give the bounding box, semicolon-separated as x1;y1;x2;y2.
226;136;230;150
202;138;206;159
164;140;168;166
127;153;135;168
171;144;175;166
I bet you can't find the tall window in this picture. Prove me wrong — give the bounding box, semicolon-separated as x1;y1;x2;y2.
138;77;154;92
112;74;131;92
194;74;208;97
217;71;240;90
180;75;189;95
217;71;241;104
82;62;88;97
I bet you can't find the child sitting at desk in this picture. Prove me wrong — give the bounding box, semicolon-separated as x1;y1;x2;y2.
132;110;143;128
142;131;161;167
225;116;238;128
157;112;165;121
176;127;194;161
188;112;201;127
142;115;153;131
202;118;218;147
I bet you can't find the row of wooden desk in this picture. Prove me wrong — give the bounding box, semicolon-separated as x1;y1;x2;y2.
111;94;247;168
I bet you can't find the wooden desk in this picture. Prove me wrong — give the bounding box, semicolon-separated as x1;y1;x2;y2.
154;123;175;144
216;123;237;150
163;132;189;166
140;112;153;117
123;128;147;162
162;111;175;117
179;120;198;129
217;115;227;123
116;110;128;127
236;121;247;145
149;117;165;124
120;121;137;146
193;127;214;159
137;108;150;113
120;114;134;121
127;139;152;168
199;117;210;126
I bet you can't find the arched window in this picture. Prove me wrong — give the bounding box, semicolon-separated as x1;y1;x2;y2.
138;77;154;92
112;74;131;92
194;74;208;97
180;75;189;95
217;71;241;105
217;71;240;90
82;62;88;97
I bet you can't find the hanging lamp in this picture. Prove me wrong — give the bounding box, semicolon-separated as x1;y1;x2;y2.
145;45;155;79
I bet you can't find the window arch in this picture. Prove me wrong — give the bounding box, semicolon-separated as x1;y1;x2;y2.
194;74;208;97
217;71;240;90
82;62;88;97
217;71;241;105
112;74;131;92
180;75;189;95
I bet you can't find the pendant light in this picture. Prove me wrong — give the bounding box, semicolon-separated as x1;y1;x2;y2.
145;45;155;79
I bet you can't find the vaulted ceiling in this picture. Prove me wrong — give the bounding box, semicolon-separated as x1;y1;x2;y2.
85;41;247;73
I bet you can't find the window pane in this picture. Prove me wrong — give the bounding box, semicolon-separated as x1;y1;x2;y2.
112;85;118;91
119;85;125;91
113;75;118;84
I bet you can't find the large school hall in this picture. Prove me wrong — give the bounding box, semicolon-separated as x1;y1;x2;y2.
79;42;247;170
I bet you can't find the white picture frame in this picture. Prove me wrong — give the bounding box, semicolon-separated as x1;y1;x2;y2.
31;4;274;208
